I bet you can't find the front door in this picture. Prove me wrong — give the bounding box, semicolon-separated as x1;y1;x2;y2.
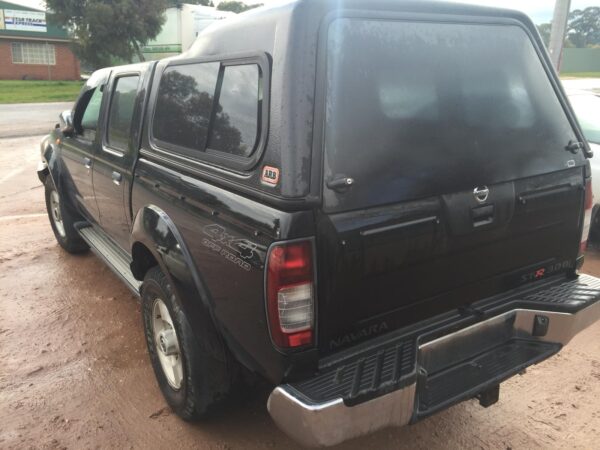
93;73;141;250
60;83;107;222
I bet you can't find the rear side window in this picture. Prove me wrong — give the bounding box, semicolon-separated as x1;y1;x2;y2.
153;62;262;157
107;75;140;152
324;19;578;213
208;65;260;157
153;62;220;151
152;61;261;160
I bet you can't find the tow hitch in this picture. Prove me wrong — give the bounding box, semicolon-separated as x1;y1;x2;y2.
477;384;499;407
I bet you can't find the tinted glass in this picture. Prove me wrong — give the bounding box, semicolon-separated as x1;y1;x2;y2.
324;20;578;212
153;62;219;151
107;75;139;152
208;65;260;157
81;87;104;131
569;93;600;144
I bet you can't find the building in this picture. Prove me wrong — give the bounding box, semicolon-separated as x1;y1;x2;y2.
143;4;234;60
0;1;80;80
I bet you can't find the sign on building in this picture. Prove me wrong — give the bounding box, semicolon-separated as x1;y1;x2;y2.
3;9;47;33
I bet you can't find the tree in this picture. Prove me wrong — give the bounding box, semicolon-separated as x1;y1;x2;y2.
47;0;168;68
537;22;574;50
537;22;552;47
216;1;262;14
568;7;600;48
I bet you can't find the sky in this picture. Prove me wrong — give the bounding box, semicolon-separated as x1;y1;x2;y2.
5;0;600;24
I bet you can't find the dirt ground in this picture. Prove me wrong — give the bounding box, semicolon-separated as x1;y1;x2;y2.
1;135;600;449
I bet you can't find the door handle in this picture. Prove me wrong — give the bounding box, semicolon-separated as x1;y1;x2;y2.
83;157;92;169
472;204;494;227
112;171;122;186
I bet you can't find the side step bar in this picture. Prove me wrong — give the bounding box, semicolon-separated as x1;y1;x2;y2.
76;223;141;294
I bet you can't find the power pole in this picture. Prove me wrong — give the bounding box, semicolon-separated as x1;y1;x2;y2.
548;0;572;71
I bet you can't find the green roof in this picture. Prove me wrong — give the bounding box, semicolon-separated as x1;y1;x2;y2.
0;1;70;41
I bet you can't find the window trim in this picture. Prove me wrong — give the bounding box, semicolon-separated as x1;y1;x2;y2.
103;71;142;156
148;52;270;173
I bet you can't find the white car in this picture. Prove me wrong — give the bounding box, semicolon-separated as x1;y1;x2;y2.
568;89;600;235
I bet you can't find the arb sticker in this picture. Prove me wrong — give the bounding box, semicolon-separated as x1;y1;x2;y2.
261;166;280;186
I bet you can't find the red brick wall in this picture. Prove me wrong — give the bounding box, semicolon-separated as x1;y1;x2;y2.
0;39;80;81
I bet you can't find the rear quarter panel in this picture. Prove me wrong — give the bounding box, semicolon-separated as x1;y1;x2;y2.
131;158;316;382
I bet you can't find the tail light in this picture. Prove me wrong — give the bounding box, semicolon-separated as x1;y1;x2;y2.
580;179;593;255
266;240;314;348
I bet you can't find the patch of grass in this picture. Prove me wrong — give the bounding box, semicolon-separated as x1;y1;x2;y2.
0;80;84;104
560;72;600;79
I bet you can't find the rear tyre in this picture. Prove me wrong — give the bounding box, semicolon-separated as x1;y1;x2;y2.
44;177;88;254
141;266;233;420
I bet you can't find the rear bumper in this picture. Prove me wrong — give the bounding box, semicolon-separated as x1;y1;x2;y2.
268;383;416;447
267;274;600;447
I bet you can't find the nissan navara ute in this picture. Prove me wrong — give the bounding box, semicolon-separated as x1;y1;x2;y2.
37;0;600;446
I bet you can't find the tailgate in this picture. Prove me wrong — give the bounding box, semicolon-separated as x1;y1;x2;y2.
317;18;587;353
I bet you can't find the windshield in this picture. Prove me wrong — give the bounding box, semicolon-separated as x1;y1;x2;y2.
323;19;579;213
569;93;600;145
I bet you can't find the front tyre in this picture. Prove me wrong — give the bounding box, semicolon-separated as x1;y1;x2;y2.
141;266;233;420
44;177;88;253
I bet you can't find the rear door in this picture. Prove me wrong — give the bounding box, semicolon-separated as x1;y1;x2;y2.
93;69;144;250
317;18;588;353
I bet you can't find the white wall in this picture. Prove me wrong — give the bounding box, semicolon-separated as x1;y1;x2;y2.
143;4;234;59
143;7;182;56
181;4;234;52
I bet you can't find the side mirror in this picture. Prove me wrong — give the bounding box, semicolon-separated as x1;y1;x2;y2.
59;110;74;137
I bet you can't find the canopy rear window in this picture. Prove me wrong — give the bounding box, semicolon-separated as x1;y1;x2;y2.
323;19;578;213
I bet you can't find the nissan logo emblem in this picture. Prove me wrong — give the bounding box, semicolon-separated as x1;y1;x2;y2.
473;186;489;203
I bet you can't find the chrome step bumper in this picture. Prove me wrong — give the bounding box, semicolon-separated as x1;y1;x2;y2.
268;383;416;448
268;275;600;447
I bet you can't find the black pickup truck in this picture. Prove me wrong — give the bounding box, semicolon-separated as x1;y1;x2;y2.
37;0;600;446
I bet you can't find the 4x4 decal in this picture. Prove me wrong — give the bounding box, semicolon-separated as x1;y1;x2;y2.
201;224;258;271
